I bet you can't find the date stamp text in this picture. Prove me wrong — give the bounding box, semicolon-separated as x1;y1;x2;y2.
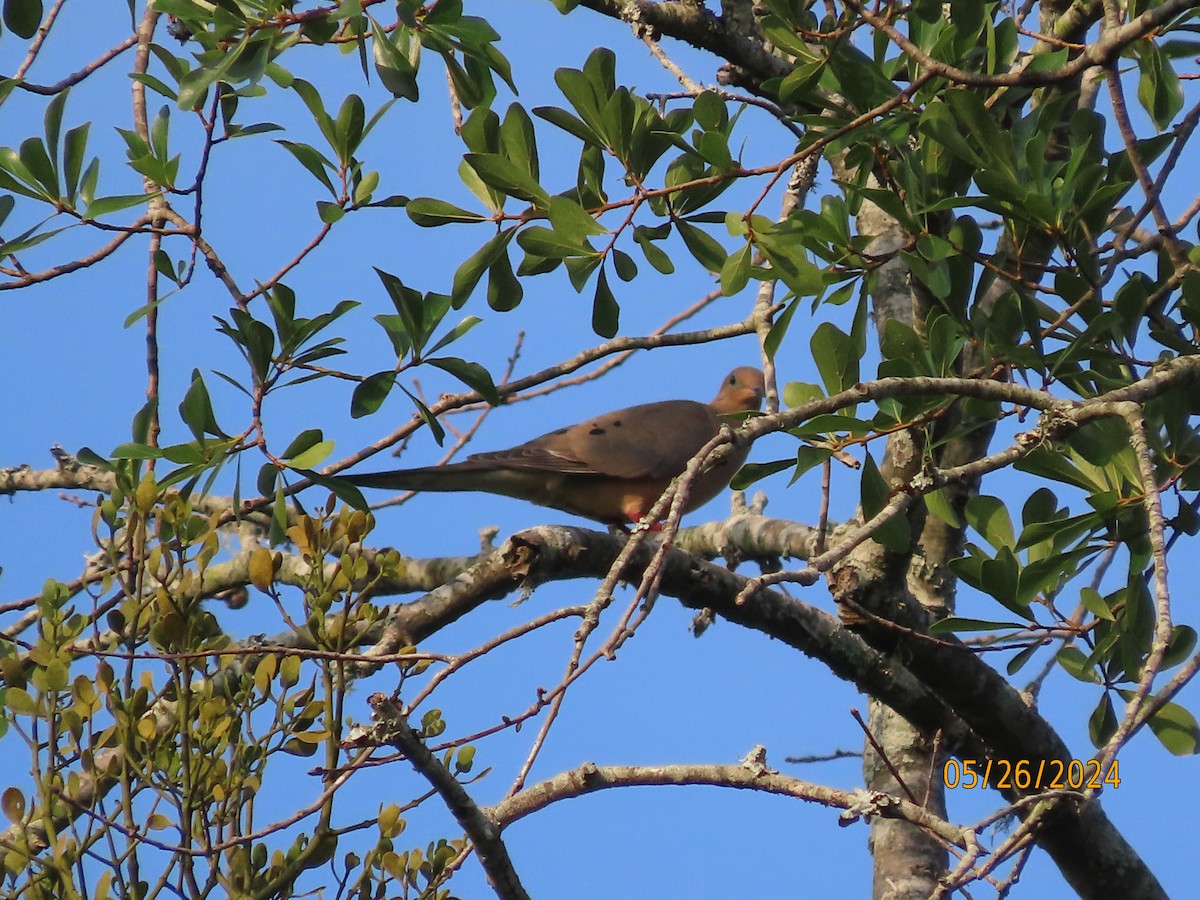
944;758;1120;791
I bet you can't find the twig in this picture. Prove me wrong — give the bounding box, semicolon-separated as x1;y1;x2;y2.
11;0;65;80
850;707;920;804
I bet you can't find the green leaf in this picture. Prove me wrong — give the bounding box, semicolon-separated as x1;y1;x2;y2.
400;386;446;445
371;17;420;101
281;428;325;461
757;231;825;296
783;379;825;409
3;0;41;39
43;89;66;168
675;219;726;273
533;104;599;146
1006;640;1043;676
793;414;873;437
918;98;984;168
730;458;794;490
611;248;637;282
85;193;153;219
215;308;275;383
553;51;613;142
132;398;157;445
980;546;1022;608
464;152;550;207
176;66;218;111
78;157;98;206
858;451;888;521
859;452;908;552
924;488;962;528
565;254;601;292
290;78;336;150
1088;693;1118;747
1056;646;1100;683
152;248;181;287
5;687;38;715
457;155;504;214
428;315;483;356
964;495;1015;550
0;145;44;198
111;442;164;461
441;51;485;109
368;193;410;208
1017;509;1099;553
499;102;539;182
720;242;752;296
352;371;395;418
879;318;934;376
929;617;1031;634
943;88;1015;179
276;140;336;196
270;485;289;545
546;195;605;241
1164;625;1198;669
591;265;619;338
516;225;595;260
1014;448;1097;492
129;72;179;101
149;104;171;165
406;196;488;227
427;356;499;405
374;267;425;354
776;57;826;105
316;200;345;223
451;231;511;307
633;224;674;274
298;468;364;511
1136;41;1184;131
764;296;799;360
1144;698;1200;755
693;130;734;170
787;446;834;485
179;370;226;440
287;440;335;469
927;312;967;376
1080;586;1116;622
0;223;68;256
18;136;56;196
692;90;726;130
333;93;366;163
810;322;859;396
75;446;113;470
487;250;523;311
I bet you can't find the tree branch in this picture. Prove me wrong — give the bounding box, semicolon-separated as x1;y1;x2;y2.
485;758;972;849
365;693;530;900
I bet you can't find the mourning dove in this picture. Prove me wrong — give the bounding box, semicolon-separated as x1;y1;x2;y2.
343;367;765;525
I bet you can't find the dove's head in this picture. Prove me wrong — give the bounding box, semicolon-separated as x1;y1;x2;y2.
712;367;766;414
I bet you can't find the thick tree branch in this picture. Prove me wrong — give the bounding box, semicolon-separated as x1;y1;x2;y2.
486;759;973;850
577;0;791;84
366;693;530;900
